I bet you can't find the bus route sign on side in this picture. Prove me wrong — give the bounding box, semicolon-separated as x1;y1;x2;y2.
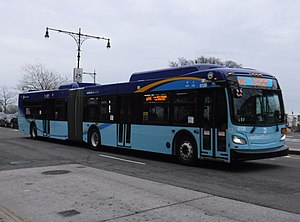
73;68;83;82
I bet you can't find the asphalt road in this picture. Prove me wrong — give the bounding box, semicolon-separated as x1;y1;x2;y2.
0;127;299;218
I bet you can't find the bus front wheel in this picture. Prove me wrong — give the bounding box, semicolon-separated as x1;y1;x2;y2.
30;123;37;139
175;137;197;165
88;128;101;150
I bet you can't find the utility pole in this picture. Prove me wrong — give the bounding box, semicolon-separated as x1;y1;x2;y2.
44;27;110;82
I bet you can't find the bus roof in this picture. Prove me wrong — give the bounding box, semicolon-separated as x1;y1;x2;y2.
19;65;276;100
129;64;223;82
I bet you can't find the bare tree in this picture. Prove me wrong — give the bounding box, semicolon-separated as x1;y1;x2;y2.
6;104;18;114
169;56;242;68
18;63;70;92
0;85;17;113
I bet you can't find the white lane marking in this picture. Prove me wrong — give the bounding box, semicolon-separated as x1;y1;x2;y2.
7;129;19;132
99;154;146;165
286;138;300;142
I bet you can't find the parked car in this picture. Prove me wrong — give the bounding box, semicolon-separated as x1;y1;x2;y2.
10;112;18;129
5;114;14;127
0;112;6;127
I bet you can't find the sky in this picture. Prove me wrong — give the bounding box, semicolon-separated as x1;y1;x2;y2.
0;0;299;114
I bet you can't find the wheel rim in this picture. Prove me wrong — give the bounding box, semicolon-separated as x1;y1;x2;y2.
91;132;99;147
179;141;194;161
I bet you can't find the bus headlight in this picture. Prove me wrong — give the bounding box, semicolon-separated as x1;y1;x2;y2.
232;135;247;145
280;134;286;141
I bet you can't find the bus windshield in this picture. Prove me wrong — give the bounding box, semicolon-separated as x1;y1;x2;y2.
231;89;284;125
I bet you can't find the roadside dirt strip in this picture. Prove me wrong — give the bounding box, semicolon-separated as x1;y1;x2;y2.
0;164;299;222
0;204;27;222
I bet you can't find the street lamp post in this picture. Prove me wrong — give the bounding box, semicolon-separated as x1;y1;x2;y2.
44;27;110;82
83;70;97;83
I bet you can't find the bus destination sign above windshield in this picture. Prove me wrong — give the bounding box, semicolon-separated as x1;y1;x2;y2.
237;76;273;88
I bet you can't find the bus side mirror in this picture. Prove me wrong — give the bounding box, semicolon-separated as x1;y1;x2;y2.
233;88;243;98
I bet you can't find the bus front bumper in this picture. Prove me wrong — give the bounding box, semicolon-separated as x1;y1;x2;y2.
231;145;289;162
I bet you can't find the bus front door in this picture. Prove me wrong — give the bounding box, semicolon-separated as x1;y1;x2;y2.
200;90;228;160
117;96;131;147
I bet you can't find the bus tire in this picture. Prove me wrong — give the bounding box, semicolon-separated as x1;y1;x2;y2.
175;136;197;165
88;127;101;151
30;123;38;139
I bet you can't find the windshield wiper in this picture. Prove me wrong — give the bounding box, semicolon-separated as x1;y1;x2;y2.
275;122;279;132
250;125;256;133
274;111;280;132
250;116;259;133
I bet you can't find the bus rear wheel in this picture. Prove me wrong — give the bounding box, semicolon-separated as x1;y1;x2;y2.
88;128;101;150
175;137;197;165
30;123;37;139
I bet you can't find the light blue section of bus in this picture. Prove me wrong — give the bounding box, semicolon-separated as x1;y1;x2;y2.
227;123;285;151
82;122;117;146
123;125;202;155
83;123;202;156
35;119;43;136
18;108;68;139
48;121;68;139
19;117;68;140
32;119;68;139
18;110;30;136
152;80;218;92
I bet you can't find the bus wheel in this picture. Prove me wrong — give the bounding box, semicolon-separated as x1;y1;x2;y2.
176;137;197;165
30;123;37;139
88;128;101;150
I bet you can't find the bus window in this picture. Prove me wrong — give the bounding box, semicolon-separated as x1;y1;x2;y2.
143;93;170;124
202;95;213;128
24;100;43;119
84;97;99;122
131;94;143;124
215;91;227;130
100;97;115;122
173;91;196;125
54;99;67;121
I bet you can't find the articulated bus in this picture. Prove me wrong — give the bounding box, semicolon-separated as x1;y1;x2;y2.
18;64;289;165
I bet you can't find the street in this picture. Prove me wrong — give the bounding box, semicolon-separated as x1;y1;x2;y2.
0;127;299;221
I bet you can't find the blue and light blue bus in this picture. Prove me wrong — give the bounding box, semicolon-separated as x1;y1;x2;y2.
18;64;289;165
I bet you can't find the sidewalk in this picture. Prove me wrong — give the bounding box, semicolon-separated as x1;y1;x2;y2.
0;164;299;222
286;131;300;155
289;147;300;155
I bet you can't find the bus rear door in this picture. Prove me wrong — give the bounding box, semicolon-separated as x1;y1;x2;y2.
42;99;54;137
117;96;132;147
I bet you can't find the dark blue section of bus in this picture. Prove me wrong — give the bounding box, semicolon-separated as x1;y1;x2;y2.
19;65;276;100
129;64;223;82
19;89;69;101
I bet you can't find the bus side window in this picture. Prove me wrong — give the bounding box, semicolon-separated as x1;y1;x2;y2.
131;94;143;124
202;95;213;129
25;107;31;117
142;93;170;124
84;97;99;122
173;91;196;125
54;100;67;121
215;91;227;130
100;97;115;122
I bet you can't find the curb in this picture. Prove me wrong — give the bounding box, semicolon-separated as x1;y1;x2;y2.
289;149;300;155
0;204;26;222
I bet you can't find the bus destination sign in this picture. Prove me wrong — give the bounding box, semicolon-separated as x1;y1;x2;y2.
145;94;168;102
237;77;273;88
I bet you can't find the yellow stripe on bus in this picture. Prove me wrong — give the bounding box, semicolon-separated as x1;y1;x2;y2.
134;77;205;93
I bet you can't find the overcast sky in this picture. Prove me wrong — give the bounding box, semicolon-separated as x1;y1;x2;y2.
0;0;299;113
